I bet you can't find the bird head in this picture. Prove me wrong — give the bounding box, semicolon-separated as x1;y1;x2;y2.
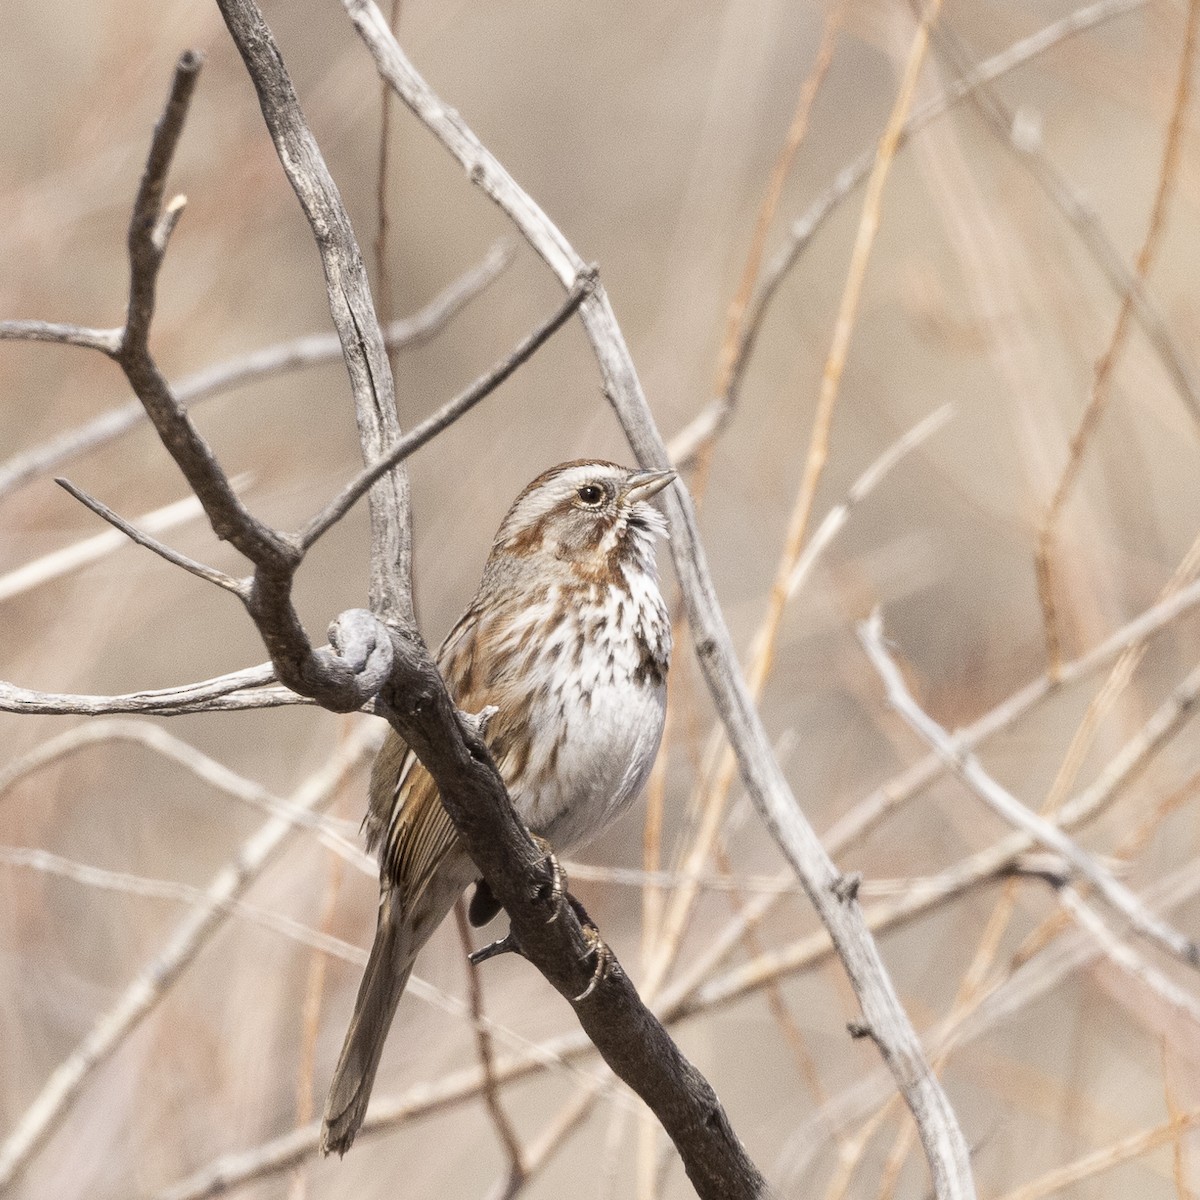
490;459;675;573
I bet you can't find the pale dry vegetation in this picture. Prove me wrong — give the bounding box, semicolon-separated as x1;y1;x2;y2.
2;0;1200;1197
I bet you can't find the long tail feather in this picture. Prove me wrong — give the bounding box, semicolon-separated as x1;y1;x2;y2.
320;894;416;1156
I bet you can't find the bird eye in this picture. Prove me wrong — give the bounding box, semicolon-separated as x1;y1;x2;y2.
576;484;604;506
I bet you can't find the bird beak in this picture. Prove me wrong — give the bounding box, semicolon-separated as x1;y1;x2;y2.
621;468;676;505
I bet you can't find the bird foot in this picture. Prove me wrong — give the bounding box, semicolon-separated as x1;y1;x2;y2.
531;835;568;922
572;924;611;1003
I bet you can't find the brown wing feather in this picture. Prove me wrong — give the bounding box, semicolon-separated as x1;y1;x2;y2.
369;601;515;908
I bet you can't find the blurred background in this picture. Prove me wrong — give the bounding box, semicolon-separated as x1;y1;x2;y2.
3;0;1200;1196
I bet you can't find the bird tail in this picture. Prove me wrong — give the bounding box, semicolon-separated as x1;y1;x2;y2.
320;893;417;1156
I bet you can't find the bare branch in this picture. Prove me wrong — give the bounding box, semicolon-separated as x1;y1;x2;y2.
298;266;595;550
213;0;412;623
343;4;973;1195
124;53;200;347
0;242;512;504
0;664;305;717
825;569;1200;852
859;610;1200;970
0;321;121;354
55;476;245;594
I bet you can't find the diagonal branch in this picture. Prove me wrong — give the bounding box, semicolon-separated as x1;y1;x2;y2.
858;610;1200;970
342;3;974;1197
298;267;595;550
54;476;245;594
0;242;511;503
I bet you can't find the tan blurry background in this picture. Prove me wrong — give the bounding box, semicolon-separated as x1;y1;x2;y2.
3;0;1200;1196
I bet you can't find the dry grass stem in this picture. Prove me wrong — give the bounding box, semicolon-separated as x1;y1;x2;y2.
1034;0;1200;672
991;1105;1200;1200
453;901;527;1186
644;405;950;1000
687;0;844;492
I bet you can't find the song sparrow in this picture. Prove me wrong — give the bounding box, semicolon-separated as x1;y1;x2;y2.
321;459;675;1155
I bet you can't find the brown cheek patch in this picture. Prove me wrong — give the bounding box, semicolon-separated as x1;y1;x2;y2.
505;510;551;555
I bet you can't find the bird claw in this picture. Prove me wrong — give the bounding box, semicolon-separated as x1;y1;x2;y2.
572;925;610;1003
532;835;568;922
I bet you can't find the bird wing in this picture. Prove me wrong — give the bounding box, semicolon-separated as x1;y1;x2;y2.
367;602;513;909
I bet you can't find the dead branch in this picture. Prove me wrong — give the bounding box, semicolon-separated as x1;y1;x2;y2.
0;241;511;503
0;20;768;1199
342;4;974;1195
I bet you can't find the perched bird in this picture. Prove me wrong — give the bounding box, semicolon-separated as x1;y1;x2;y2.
322;459;675;1155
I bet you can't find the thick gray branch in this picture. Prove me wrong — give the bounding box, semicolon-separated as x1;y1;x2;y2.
214;0;412;623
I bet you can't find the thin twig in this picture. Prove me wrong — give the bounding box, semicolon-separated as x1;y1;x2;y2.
0;722;378;1191
1161;1044;1196;1200
54;476;245;594
0;242;512;503
454;902;527;1187
373;0;404;350
0;320;121;354
297;267;595;550
859;610;1200;969
0;490;218;603
480;1083;600;1200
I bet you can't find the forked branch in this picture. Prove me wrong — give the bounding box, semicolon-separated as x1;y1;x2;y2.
0;27;769;1200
